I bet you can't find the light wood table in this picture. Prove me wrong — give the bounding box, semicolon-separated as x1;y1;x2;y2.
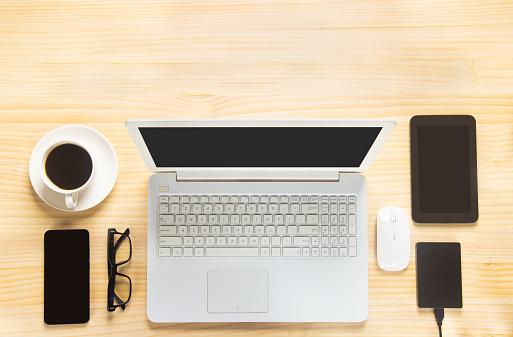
1;1;513;336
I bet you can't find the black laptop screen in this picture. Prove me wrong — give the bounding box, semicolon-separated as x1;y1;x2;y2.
139;127;382;168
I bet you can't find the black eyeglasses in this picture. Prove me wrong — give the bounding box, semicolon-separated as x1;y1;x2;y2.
107;228;132;311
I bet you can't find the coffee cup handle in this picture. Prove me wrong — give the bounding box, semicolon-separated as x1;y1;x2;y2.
65;192;78;209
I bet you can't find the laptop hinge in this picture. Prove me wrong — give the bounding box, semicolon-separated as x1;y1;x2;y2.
176;171;340;182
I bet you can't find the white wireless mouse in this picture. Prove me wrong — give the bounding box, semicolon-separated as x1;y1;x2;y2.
377;207;410;271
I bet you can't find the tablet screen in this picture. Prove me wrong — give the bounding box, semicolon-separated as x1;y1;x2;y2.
417;125;471;213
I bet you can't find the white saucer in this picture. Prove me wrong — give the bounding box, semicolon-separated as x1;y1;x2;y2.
29;125;118;212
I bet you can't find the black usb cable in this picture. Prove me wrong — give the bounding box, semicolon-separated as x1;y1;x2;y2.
434;308;444;337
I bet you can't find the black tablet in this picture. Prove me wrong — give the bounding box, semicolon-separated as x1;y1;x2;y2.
416;242;462;308
410;115;478;223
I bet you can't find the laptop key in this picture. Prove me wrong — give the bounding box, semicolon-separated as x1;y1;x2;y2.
224;217;234;229
298;225;318;235
302;247;310;257
203;204;213;213
312;247;320;257
170;203;180;214
321;247;329;257
184;237;193;246
205;247;259;257
301;204;319;213
330;248;338;257
159;237;182;246
159;215;173;224
159;204;169;213
183;248;193;257
349;237;357;257
247;204;257;213
306;214;319;224
225;204;235;214
290;204;300;213
236;204;246;214
159;247;171;257
261;247;270;257
206;237;215;246
195;247;204;257
283;247;301;257
349;204;356;214
340;247;348;257
216;237;226;246
271;247;281;256
192;204;201;214
293;237;310;246
172;247;182;257
340;226;347;235
159;225;177;235
348;215;357;235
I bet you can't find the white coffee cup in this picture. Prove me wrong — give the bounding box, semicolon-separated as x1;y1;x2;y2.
40;140;95;209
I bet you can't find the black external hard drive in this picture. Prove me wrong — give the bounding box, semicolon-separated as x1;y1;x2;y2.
416;242;462;309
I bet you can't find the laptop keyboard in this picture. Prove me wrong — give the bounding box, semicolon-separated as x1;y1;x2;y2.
157;194;357;258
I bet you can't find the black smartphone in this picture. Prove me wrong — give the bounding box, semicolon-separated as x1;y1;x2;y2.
416;242;462;308
44;229;90;325
410;115;478;223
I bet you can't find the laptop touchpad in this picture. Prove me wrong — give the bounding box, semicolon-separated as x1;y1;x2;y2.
207;270;269;313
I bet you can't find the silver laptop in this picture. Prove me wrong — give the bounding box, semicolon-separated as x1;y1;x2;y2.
126;118;395;322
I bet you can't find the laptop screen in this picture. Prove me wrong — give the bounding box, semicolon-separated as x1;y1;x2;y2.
139;127;382;168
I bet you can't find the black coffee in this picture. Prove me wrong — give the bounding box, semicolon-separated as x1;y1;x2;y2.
45;143;93;190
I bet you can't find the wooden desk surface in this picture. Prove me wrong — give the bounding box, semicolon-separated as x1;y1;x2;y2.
1;1;512;335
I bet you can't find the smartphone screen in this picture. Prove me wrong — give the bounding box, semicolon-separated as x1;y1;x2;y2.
410;115;478;223
44;229;89;325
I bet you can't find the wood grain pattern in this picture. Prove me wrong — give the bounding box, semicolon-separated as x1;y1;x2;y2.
1;0;513;335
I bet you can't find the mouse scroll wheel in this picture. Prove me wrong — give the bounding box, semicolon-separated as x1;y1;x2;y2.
390;214;396;222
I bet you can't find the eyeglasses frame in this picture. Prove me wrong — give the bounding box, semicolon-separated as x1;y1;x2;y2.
107;228;132;312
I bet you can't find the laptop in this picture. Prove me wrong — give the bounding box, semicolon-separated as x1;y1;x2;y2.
126;118;396;322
